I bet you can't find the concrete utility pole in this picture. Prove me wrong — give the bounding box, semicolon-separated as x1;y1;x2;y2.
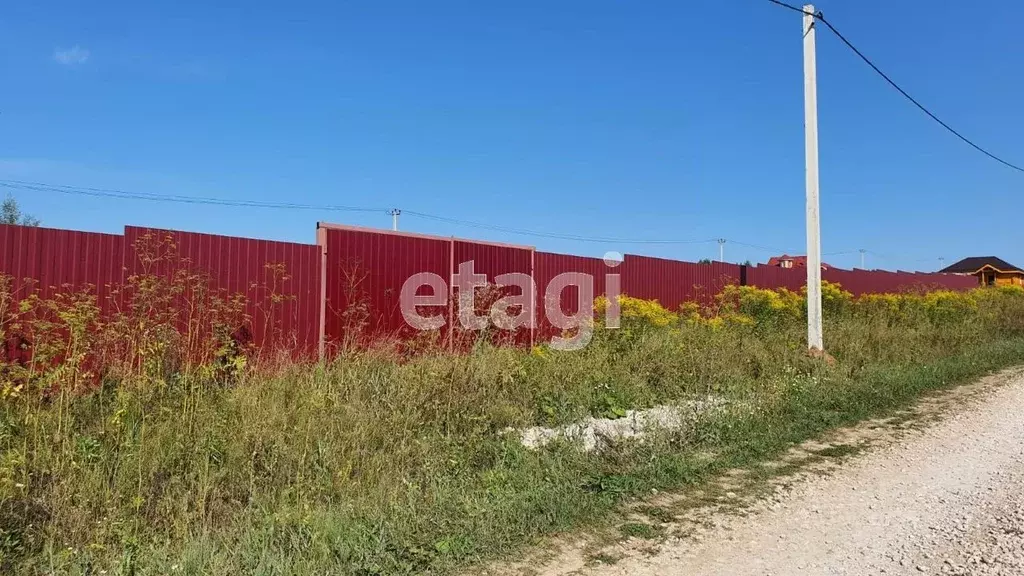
718;238;727;262
859;248;866;269
939;256;945;270
803;4;824;352
390;208;401;231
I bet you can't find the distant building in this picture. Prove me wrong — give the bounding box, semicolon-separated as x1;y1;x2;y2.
938;256;1024;287
766;254;832;270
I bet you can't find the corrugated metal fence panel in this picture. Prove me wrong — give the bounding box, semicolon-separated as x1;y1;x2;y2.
322;226;450;347
0;223;125;316
708;261;743;299
900;271;977;292
896;271;918;293
452;240;533;279
622;255;738;309
452;240;533;343
871;270;900;294
452;241;533;290
847;268;878;296
745;265;770;290
822;267;859;295
622;254;683;309
123;226;321;356
821;268;977;296
825;268;888;296
932;272;974;292
939;274;979;291
743;264;806;293
1;220;987;359
744;266;976;298
533;251;609;341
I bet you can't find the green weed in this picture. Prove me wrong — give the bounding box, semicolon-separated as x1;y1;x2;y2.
2;278;1024;574
618;522;664;540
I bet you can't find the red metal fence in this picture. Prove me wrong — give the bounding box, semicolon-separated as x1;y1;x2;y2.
0;223;321;358
453;238;534;345
622;255;742;309
533;251;611;341
828;268;977;295
123;227;322;356
319;224;452;350
0;223;124;316
747;264;806;293
746;264;977;296
0;220;982;361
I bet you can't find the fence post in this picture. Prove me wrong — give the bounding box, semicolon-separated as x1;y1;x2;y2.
448;237;455;351
530;248;536;348
317;225;328;361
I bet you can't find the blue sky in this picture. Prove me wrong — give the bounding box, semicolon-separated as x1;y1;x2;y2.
1;0;1021;270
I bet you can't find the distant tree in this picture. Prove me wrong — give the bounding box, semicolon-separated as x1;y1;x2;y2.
742;260;754;267
698;258;713;264
1;195;40;226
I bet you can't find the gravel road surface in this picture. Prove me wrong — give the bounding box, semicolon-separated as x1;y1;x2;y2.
529;369;1024;576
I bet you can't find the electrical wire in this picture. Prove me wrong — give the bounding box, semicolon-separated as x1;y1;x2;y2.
767;0;1024;173
0;180;389;213
728;239;800;254
766;0;814;16
2;178;909;259
863;249;938;265
402;210;717;245
2;179;718;245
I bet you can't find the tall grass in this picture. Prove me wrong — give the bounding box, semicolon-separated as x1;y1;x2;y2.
3;273;1024;575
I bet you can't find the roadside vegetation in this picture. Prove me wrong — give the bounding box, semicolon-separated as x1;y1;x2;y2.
3;247;1024;574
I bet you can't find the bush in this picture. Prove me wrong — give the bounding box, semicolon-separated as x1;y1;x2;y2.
595;294;678;328
717;284;802;328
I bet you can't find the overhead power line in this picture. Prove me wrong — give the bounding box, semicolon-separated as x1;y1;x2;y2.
0;180;389;213
2;178;882;256
767;0;1024;173
402;210;717;245
1;179;717;245
728;239;799;254
863;249;935;265
766;0;814;16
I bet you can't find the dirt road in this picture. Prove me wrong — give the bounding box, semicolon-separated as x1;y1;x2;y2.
530;369;1024;576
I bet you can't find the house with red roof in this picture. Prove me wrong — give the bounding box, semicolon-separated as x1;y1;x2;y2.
766;254;832;270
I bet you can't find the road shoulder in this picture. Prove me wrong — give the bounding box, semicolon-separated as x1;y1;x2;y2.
492;367;1024;576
